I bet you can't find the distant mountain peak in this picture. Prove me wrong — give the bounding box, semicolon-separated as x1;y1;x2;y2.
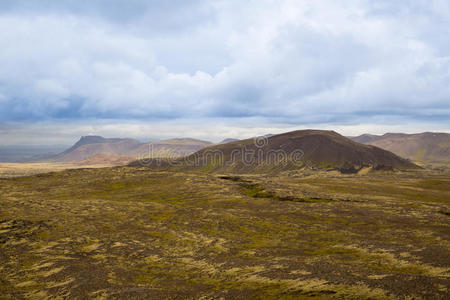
350;132;450;162
132;129;419;173
58;135;138;157
80;135;105;141
77;135;107;145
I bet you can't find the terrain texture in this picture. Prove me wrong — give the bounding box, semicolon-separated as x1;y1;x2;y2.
0;165;448;299
351;132;450;162
24;136;213;165
0;163;109;179
131;130;419;173
53;136;142;162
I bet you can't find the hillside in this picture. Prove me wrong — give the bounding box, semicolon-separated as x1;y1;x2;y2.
52;136;142;162
27;136;212;164
128;138;212;159
219;138;239;144
131;130;419;173
350;134;382;144
74;154;136;166
350;132;450;162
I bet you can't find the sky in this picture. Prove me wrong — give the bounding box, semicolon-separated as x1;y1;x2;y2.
0;0;449;145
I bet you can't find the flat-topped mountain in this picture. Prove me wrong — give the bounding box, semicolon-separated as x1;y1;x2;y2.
350;132;450;162
39;136;212;164
131;130;419;173
53;136;142;162
60;136;130;154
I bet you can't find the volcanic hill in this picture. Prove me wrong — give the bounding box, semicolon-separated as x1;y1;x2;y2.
130;130;419;173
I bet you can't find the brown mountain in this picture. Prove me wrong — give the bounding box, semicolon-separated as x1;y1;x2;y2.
53;136;142;162
128;138;213;159
350;132;450;162
131;130;419;173
219;138;240;144
30;136;212;164
350;134;382;144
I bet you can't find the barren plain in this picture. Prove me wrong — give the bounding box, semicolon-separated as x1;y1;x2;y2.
0;165;449;299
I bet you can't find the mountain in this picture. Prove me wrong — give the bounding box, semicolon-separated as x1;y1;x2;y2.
52;136;142;162
58;136;123;155
350;132;450;162
130;130;419;173
26;136;212;164
219;138;239;144
350;134;382;144
128;138;212;159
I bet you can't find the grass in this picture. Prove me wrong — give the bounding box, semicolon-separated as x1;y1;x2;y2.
0;162;112;178
0;165;449;298
219;175;333;203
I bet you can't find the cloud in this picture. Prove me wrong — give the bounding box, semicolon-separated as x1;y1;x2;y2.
0;0;215;31
0;0;449;143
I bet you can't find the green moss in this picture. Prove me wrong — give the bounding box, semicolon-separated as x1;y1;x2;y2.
419;179;450;190
219;176;332;203
1;166;448;298
36;230;50;240
369;263;425;275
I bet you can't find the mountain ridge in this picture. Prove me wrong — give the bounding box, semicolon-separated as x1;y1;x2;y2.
33;136;213;164
350;132;450;162
128;138;213;159
130;129;419;173
53;136;142;162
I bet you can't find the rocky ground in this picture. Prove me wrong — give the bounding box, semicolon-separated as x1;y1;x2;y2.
0;166;449;299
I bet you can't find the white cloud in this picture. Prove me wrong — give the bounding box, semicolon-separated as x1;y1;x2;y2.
0;0;449;143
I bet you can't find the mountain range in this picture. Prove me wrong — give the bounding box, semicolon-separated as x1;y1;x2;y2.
350;132;450;162
130;130;419;173
15;130;449;167
24;136;212;164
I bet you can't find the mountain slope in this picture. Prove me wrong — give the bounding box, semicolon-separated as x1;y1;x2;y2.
74;153;136;165
129;138;212;159
53;136;142;162
29;136;212;164
219;138;240;144
350;134;382;144
131;130;419;173
350;132;450;162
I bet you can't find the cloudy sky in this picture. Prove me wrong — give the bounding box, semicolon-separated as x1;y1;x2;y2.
1;0;449;145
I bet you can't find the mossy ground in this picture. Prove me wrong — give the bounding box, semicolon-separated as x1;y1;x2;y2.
0;166;449;299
